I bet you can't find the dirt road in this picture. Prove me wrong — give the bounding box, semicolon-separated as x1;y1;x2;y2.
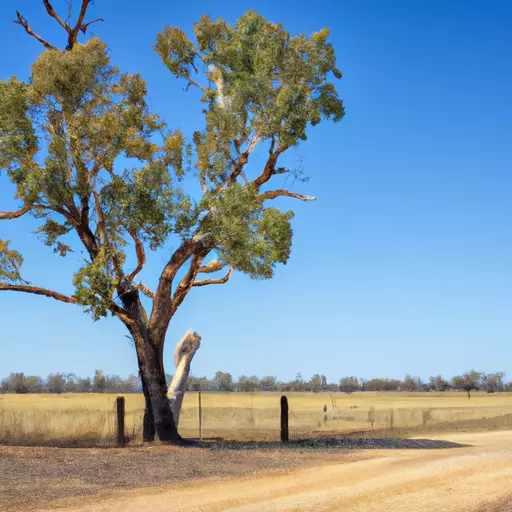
31;431;512;512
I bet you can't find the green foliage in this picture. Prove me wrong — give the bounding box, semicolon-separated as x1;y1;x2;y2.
214;371;234;392
428;375;451;392
201;184;293;278
339;376;360;394
0;78;37;171
93;369;106;393
35;219;73;256
155;9;344;185
0;240;26;283
452;370;482;396
362;378;402;392
72;248;120;320
1;11;343;321
480;372;506;393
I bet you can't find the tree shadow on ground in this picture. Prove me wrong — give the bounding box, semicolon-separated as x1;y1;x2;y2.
199;436;472;451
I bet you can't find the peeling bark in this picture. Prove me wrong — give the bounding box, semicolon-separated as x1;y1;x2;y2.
167;330;201;427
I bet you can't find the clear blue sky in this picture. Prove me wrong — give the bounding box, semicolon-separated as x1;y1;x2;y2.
1;0;511;383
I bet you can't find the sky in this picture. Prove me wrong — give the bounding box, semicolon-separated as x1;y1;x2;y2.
1;0;512;384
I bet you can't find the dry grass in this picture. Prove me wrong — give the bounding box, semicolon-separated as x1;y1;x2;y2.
1;391;512;446
0;443;374;512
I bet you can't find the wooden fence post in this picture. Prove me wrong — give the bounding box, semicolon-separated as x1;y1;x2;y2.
280;395;289;443
116;396;125;447
198;390;202;442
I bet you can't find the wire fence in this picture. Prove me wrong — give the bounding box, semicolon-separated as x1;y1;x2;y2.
1;392;512;446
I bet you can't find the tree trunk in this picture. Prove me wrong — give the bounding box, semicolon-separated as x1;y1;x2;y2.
129;326;183;444
167;330;201;427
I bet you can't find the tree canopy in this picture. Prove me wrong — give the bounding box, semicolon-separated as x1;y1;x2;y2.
1;10;344;324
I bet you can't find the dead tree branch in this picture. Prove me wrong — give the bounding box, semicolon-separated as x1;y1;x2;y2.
42;0;70;31
197;259;227;274
0;284;76;304
0;205;31;220
193;268;232;287
14;11;56;50
257;190;316;202
136;282;155;300
126;229;146;282
14;0;100;51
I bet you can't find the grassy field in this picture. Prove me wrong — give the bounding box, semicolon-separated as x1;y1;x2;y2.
1;391;511;446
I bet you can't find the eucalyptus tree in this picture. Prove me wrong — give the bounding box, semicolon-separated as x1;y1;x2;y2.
0;1;344;443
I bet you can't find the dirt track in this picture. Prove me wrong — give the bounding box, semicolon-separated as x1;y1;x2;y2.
25;430;512;512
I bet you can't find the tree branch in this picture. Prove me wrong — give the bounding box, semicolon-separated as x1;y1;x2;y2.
135;282;155;300
170;251;208;316
92;191;123;278
247;132;261;154
0;282;133;324
0;205;31;220
197;259;227;274
257;190;316;202
80;17;104;34
225;132;261;188
42;0;70;32
193;268;232;287
148;240;204;340
67;0;92;50
253;145;288;188
184;76;208;93
126;229;146;282
13;11;57;50
0;283;76;304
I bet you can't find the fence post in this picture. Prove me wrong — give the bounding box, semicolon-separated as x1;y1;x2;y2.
390;408;394;431
116;396;125;447
198;390;202;442
280;395;289;443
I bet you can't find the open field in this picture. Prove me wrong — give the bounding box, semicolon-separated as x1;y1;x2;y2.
1;430;512;512
1;391;512;445
2;393;512;511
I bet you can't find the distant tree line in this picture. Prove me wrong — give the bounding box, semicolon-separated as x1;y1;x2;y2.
0;369;509;396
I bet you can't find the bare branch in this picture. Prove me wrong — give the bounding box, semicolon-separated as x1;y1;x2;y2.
257;190;316;202
197;259;227;274
14;11;57;50
0;203;78;224
247;132;261;154
67;0;91;49
42;0;71;32
224;132;261;188
92;191;124;277
170;251;208;316
80;17;104;34
136;282;155;300
148;240;204;339
0;205;31;220
126;229;146;282
46;204;79;225
193;268;232;287
0;284;76;304
253;145;288;188
0;282;133;325
184;76;208;93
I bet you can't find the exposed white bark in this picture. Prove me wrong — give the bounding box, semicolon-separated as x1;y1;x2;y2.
167;329;201;427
